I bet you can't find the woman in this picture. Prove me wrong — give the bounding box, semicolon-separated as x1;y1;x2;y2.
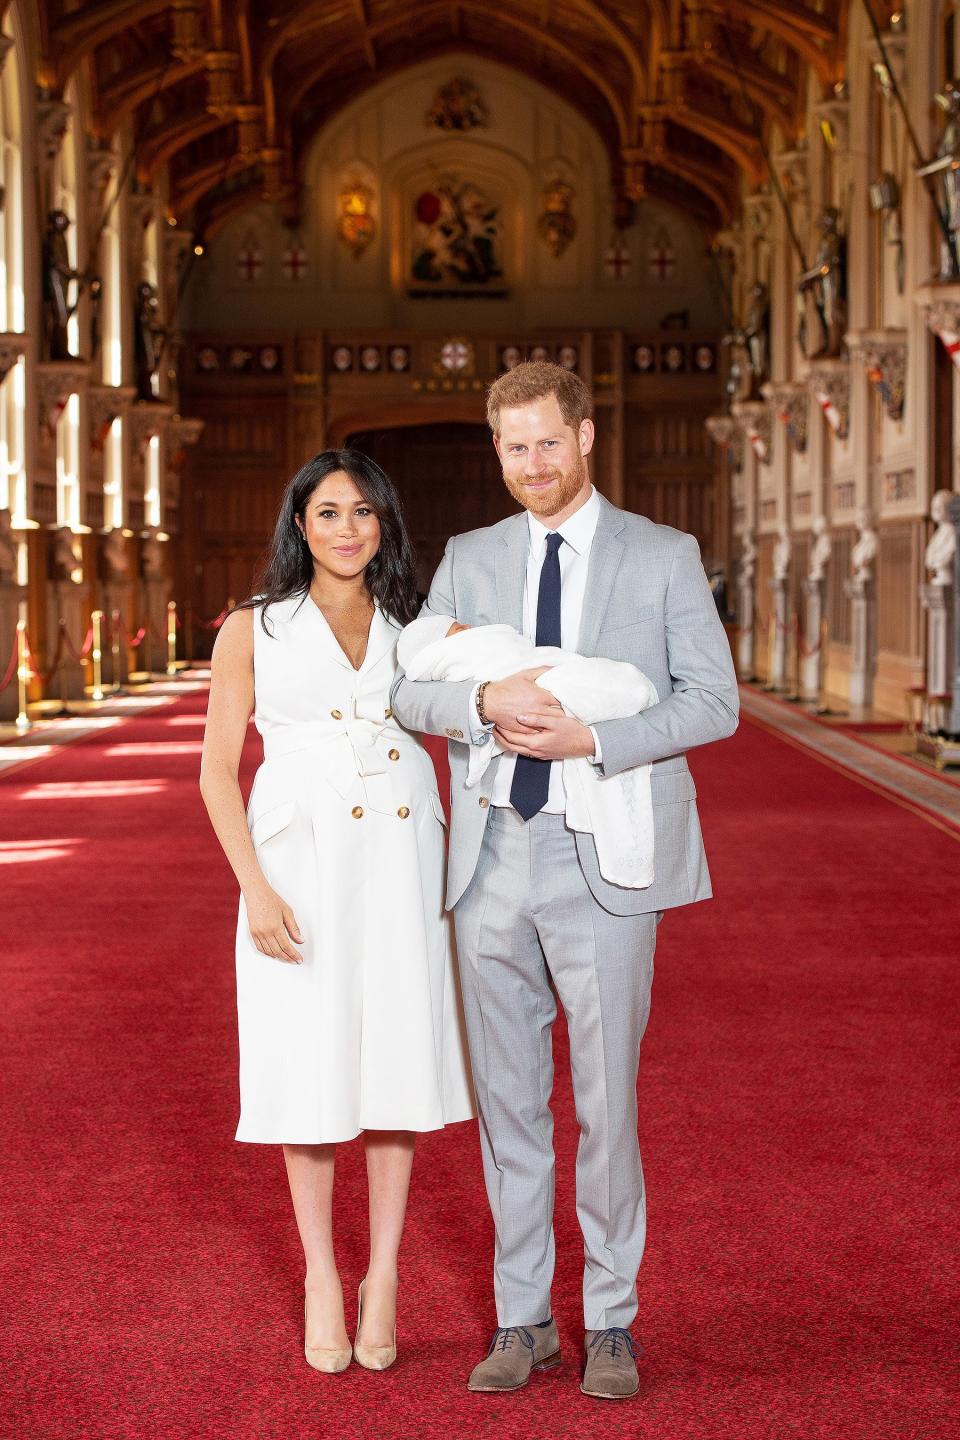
200;450;474;1375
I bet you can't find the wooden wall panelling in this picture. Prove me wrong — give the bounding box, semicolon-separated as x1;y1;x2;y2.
877;520;922;659
827;529;854;647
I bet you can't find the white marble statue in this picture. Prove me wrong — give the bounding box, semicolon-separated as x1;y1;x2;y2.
739;529;756;586
808;515;832;582
142;529;166;579
772;524;791;582
924;488;957;585
103;526;129;580
53;526;82;584
0;508;16;583
851;508;878;583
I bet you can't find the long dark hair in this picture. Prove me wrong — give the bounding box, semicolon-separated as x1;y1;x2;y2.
241;449;419;629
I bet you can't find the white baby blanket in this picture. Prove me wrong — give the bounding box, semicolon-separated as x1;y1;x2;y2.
398;615;659;888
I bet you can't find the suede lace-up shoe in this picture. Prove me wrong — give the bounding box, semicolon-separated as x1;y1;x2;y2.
467;1321;561;1393
581;1327;641;1399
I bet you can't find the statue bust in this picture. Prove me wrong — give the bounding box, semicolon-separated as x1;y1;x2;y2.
0;508;17;583
851;508;878;582
142;529;166;579
808;515;832;582
53;526;82;584
772;524;791;582
103;526;129;581
925;488;957;584
739;529;756;586
798;206;847;358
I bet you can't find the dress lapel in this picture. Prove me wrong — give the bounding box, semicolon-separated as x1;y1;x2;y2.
577;495;626;653
495;513;529;629
362;605;400;674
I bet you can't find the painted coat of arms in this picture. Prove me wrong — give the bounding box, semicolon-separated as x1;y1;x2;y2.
426;76;489;131
410;177;505;294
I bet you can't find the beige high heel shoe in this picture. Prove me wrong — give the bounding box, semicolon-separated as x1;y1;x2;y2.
353;1279;397;1371
304;1295;352;1374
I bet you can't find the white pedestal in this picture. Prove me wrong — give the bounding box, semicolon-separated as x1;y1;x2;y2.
736;578;755;678
143;576;171;674
102;580;133;687
770;576;790;690
47;581;88;700
0;582;25;722
844;576;876;709
921;581;953;704
801;577;825;703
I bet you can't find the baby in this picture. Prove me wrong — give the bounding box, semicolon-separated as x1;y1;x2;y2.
397;613;660;889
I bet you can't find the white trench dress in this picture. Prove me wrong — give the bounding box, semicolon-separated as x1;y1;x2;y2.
235;594;475;1143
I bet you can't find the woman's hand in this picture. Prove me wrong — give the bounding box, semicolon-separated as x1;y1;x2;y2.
244;883;304;964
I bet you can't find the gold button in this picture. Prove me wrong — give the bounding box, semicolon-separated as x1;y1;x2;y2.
331;709;343;720
351;805;363;818
388;748;400;761
384;707;393;719
478;797;489;808
397;806;410;819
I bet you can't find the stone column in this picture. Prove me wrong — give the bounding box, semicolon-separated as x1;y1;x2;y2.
844;576;876;709
48;528;88;700
949;494;960;736
801;577;825;702
769;574;791;690
0;582;26;723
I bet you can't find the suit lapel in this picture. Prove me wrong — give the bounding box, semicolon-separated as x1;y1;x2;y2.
495;513;529;629
577;496;626;653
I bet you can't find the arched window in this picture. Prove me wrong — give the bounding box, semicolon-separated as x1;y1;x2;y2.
0;8;26;530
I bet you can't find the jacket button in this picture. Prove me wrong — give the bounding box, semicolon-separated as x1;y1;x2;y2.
384;707;393;719
351;806;363;819
331;709;343;720
397;806;410;819
478;796;489;808
388;748;400;761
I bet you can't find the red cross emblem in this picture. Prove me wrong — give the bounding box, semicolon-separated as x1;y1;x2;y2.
237;247;263;282
604;243;631;280
649;245;675;281
282;245;308;282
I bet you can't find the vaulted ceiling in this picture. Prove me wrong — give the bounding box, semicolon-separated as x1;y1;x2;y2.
37;0;852;232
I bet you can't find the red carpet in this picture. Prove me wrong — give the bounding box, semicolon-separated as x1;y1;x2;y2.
1;692;956;1439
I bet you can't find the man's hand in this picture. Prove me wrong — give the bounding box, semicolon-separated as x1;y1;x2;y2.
482;669;558;731
496;711;596;761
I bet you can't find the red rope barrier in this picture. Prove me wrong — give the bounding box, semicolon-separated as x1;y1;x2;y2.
198;608;229;631
119;616;148;649
0;628;18;691
61;623;94;662
23;628;65;687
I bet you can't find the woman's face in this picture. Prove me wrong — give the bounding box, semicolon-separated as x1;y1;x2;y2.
297;471;381;582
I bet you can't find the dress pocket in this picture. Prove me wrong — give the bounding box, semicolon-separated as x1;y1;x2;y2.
249;799;296;847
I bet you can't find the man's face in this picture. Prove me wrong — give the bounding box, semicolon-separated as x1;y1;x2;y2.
494;393;593;520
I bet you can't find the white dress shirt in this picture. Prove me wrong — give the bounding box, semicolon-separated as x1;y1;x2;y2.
475;486;602;812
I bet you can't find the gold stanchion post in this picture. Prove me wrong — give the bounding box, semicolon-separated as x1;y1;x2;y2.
15;619;31;733
166;601;177;676
111;608;122;694
91;610;105;701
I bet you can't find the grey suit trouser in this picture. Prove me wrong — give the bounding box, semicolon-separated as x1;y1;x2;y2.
453;806;657;1331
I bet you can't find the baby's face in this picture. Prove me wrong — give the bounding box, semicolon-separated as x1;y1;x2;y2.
446;621;471;637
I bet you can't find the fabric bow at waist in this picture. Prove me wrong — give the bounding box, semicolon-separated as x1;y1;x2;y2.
261;716;414;801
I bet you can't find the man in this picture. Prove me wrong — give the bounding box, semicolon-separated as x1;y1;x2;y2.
392;361;738;1400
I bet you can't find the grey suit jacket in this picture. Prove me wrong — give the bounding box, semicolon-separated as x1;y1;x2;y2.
392;494;739;914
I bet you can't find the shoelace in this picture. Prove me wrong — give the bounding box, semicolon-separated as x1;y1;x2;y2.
488;1325;535;1356
589;1327;639;1361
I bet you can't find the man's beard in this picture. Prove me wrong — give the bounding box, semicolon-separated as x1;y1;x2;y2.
502;450;587;517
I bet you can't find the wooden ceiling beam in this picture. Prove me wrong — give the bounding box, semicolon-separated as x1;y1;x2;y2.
721;0;837;84
351;0;377;71
138;109;229;182
173;151;258;213
98;56;207;135
49;0;173;88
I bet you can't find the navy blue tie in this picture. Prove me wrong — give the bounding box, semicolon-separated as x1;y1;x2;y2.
510;532;563;820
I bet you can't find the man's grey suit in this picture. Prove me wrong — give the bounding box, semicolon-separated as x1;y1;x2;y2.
392;494;739;1329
